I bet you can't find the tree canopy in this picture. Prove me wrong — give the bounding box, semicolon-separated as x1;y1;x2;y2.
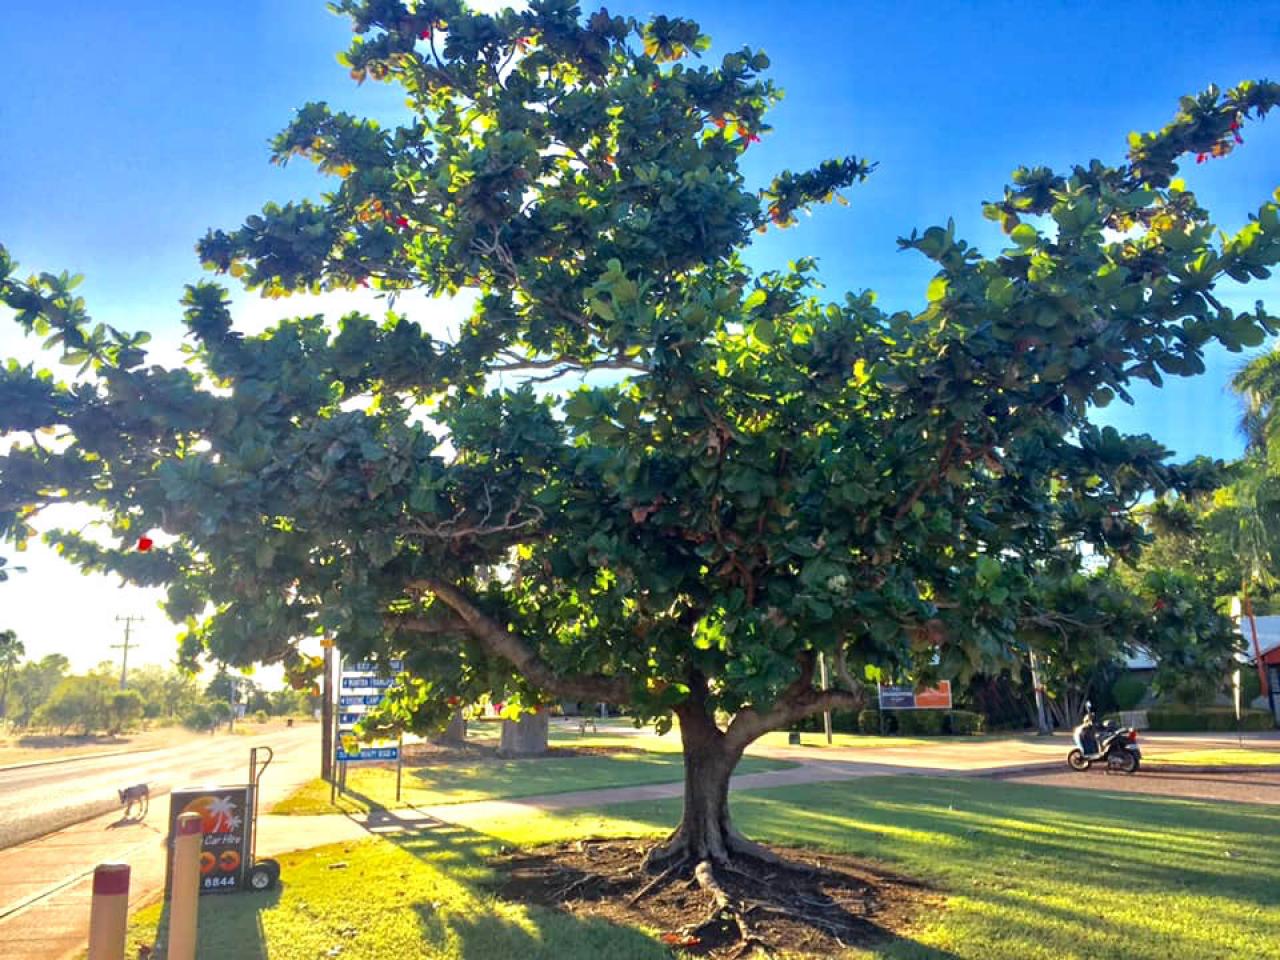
2;1;1278;870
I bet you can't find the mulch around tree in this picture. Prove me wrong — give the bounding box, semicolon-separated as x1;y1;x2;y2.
493;839;939;959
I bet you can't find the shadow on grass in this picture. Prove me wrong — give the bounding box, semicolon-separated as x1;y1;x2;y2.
348;802;965;959
725;778;1280;910
133;885;281;960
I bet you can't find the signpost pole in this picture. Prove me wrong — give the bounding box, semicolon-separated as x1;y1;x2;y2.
396;733;404;803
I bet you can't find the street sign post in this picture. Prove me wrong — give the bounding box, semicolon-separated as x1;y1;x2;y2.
334;658;404;797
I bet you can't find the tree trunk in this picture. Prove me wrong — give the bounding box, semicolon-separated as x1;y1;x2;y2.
498;711;549;756
439;708;467;745
645;702;749;867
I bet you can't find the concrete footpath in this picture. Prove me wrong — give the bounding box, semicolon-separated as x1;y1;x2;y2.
3;730;1277;959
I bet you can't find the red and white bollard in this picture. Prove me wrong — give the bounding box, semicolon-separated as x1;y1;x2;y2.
87;863;130;960
167;811;203;960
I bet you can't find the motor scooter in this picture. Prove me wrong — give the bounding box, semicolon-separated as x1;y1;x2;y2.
1067;703;1141;774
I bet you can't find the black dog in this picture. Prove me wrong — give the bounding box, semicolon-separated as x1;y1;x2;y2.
118;783;149;819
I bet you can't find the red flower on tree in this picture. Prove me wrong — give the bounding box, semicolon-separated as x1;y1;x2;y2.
136;536;154;552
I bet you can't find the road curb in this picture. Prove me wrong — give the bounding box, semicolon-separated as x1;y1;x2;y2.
952;760;1066;778
0;746;161;773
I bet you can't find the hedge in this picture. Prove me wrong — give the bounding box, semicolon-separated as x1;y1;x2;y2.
854;708;986;736
1145;707;1274;732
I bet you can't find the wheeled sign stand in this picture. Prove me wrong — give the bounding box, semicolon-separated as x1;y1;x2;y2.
166;746;282;896
244;746;281;892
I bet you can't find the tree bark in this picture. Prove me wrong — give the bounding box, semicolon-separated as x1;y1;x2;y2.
498;711;549;757
435;708;467;746
645;698;749;867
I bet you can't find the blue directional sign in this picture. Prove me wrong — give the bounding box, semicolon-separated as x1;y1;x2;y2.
346;659;404;673
341;677;395;689
336;745;400;762
338;694;385;707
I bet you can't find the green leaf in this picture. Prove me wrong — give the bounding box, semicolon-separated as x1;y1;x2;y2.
926;276;949;303
1011;224;1038;247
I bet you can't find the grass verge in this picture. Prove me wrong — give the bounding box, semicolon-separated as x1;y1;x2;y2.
1145;748;1280;767
274;751;792;814
132;776;1279;959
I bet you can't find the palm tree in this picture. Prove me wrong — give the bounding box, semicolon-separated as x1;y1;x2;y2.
1225;462;1280;721
0;630;24;722
1233;348;1280;456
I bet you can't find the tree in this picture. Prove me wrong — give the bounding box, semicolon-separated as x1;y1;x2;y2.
127;663;203;719
2;2;1278;910
35;673;113;735
8;654;69;728
0;629;22;721
106;688;145;734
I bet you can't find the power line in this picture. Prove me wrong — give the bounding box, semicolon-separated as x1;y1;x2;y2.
112;615;144;689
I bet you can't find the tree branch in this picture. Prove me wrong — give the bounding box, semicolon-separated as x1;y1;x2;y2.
724;686;864;753
405;576;631;703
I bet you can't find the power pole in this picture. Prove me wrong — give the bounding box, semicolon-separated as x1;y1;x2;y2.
321;641;335;782
112;616;144;689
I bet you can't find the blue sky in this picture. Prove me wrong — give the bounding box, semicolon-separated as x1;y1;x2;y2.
1;0;1278;668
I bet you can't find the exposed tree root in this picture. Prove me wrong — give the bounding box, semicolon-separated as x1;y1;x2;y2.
627;856;686;906
494;838;939;959
688;860;765;958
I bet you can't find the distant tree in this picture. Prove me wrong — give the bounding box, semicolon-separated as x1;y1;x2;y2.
106;688;145;734
208;699;233;728
205;670;256;709
0;629;22;721
245;686;271;714
9;654;69;728
267;687;311;716
35;673;113;735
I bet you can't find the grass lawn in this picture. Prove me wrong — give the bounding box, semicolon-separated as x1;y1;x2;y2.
134;776;1279;959
274;750;793;814
1146;748;1280;766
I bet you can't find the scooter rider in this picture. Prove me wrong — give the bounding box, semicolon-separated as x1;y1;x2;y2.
1079;702;1099;757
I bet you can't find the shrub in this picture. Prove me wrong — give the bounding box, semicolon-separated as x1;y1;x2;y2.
1146;707;1273;732
1111;674;1148;711
857;709;882;734
944;710;986;735
253;709;269;724
182;704;214;730
893;710;946;735
797;710;860;734
1241;668;1262;706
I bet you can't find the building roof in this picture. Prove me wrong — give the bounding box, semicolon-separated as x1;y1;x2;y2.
1240;615;1280;662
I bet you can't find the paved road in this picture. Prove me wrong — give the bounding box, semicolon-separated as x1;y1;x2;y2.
0;725;321;959
0;725;321;850
994;767;1280;805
